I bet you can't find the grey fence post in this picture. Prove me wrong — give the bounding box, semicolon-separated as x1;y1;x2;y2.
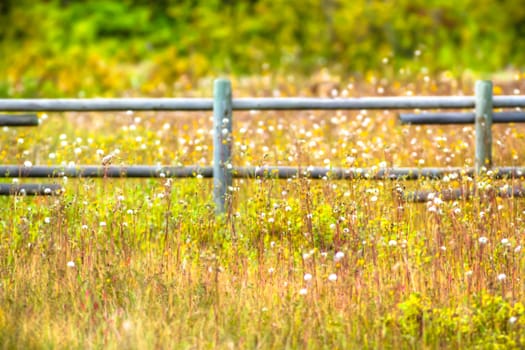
475;80;493;174
213;78;233;216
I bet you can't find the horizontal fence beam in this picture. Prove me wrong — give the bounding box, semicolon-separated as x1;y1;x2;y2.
2;165;525;180
400;111;525;124
0;165;213;178
0;183;62;196
404;186;525;202
1;96;525;112
0;114;39;126
0;99;214;112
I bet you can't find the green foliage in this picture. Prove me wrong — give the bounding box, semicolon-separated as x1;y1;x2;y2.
0;0;524;96
391;292;525;348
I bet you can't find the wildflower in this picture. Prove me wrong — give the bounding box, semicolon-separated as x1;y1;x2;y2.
304;273;313;281
509;316;518;324
388;239;397;247
67;261;75;268
515;245;522;253
299;288;308;296
268;267;275;274
501;238;510;246
465;270;473;277
100;221;107;227
478;236;488;245
81;224;88;230
328;273;337;282
498;273;507;281
334;251;345;262
122;320;133;332
44;217;50;224
101;153;114;166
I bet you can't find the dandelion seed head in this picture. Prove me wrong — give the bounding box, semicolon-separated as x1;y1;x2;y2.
299;288;308;296
328;273;337;282
122;320;133;332
67;261;75;268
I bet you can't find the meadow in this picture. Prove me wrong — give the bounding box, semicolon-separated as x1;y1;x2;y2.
1;73;525;349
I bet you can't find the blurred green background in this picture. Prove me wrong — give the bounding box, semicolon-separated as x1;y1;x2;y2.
1;0;524;96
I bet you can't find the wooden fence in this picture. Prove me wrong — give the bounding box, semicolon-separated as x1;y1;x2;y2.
1;79;525;214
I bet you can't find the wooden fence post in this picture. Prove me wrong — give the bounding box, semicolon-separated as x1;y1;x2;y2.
475;80;493;174
213;79;233;216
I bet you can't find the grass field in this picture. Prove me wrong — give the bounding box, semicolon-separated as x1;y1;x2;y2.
1;74;525;349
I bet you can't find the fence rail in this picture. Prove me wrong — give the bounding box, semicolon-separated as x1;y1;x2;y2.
0;114;39;126
0;183;62;196
1;96;525;112
2;165;525;180
400;111;525;124
2;79;525;214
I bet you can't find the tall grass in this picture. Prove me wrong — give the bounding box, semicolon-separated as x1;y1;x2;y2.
1;75;525;348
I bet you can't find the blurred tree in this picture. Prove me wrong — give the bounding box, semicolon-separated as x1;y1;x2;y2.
0;0;523;96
